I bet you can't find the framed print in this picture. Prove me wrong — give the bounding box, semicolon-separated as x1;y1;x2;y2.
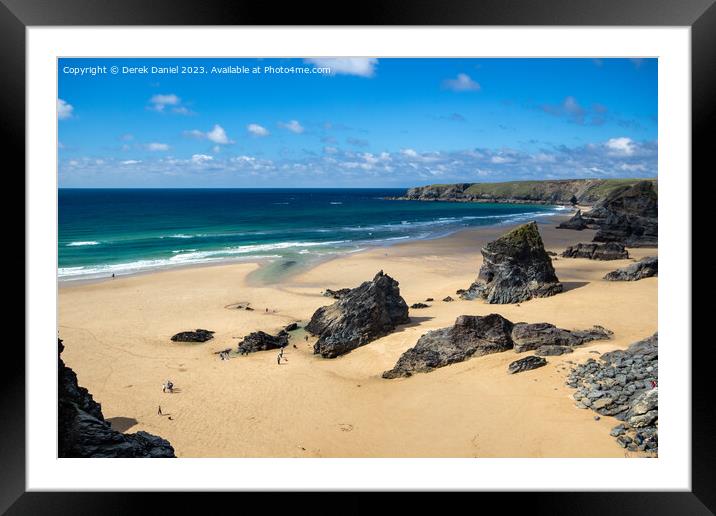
4;0;713;512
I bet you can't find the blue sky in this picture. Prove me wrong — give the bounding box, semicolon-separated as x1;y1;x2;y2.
58;57;657;188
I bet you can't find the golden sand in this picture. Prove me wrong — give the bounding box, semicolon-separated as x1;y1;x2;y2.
59;220;657;457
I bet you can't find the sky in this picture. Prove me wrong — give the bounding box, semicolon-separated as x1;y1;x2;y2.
58;57;657;188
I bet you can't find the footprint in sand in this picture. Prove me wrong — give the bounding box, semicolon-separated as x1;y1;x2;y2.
338;423;354;432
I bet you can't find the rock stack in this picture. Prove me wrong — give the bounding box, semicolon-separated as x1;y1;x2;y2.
460;221;563;304
306;271;410;358
604;256;658;281
562;242;629;260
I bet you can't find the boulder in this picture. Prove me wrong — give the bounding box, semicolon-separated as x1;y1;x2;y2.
507;355;547;374
557;209;589;230
460;222;563;304
604;256;658;281
562;242;629;260
170;328;215;343
511;322;613;352
284;322;299;331
535;345;573;356
58;339;175;458
323;288;351;299
306;271;410;358
238;330;289;354
382;314;514;378
442;296;454;302
410;302;429;309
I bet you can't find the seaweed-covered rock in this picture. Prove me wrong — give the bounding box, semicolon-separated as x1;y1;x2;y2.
382;314;514;378
170;329;215;343
604;256;658;281
460;222;563;304
58;339;175;458
511;322;613;352
507;355;547;374
238;330;289;354
562;242;629;260
306;271;410;358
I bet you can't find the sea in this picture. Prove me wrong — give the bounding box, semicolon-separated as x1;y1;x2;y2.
58;188;566;281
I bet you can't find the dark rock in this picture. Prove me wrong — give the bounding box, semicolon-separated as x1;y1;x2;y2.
511;322;612;352
557;209;589;230
170;328;215;343
284;322;299;331
460;222;563;304
425;298;434;302
383;314;514;378
323;288;351;299
307;271;410;358
238;331;289;354
58;339;175;458
442;296;454;302
535;345;573;356
604;256;658;281
562;242;629;260
507;355;547;374
410;302;430;309
587;181;658;247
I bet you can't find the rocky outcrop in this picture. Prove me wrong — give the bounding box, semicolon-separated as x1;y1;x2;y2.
306;271;410;358
604;256;658;281
566;333;658;454
535;345;573;356
323;288;351;299
460;222;563;304
507;355;547;374
394;179;656;206
170;329;214;342
58;339;175;458
238;330;289;354
557;209;589;230
382;314;514;378
558;181;658;247
410;302;429;309
562;242;629;260
511;322;613;353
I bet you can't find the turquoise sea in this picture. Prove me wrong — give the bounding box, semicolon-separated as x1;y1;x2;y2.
58;189;565;281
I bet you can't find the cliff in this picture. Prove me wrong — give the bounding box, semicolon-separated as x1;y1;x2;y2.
396;178;657;206
58;338;176;458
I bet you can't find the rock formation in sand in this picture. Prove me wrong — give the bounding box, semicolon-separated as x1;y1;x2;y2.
562;242;629;260
382;314;514;378
170;328;215;342
306;270;410;358
237;330;289;354
459;221;563;304
507;355;547;374
511;322;613;353
604;256;658;281
58;338;175;458
556;209;589;230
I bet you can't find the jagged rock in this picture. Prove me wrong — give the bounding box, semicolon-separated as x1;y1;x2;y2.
382;314;514;378
238;330;289;354
307;271;410;358
410;302;429;309
170;329;215;342
323;288;351;299
508;355;547;374
562;242;629;260
559;181;658;246
460;222;563;304
511;322;613;352
442;296;454;302
58;339;175;458
557;209;589;230
284;322;299;331
604;256;658;281
535;345;573;356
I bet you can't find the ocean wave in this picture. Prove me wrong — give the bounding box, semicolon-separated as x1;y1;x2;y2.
66;241;100;246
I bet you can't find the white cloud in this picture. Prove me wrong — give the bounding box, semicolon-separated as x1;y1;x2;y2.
305;58;378;78
278;120;305;134
121;160;141;165
401;148;419;158
145;142;170;151
606;137;636;156
149;94;180;111
191;154;214;164
58;99;74;120
206;124;232;144
247;123;270;137
442;73;481;92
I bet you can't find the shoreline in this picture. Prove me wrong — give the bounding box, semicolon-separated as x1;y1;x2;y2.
59;216;657;458
59;211;574;288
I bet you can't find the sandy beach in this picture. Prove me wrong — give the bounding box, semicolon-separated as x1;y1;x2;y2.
58;217;657;458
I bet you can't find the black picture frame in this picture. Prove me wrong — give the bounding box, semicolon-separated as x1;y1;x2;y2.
5;0;711;513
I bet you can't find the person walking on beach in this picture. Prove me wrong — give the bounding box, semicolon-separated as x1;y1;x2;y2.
277;348;284;365
158;405;162;415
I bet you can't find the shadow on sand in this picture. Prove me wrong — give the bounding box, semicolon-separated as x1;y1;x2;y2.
107;417;138;433
561;281;589;293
